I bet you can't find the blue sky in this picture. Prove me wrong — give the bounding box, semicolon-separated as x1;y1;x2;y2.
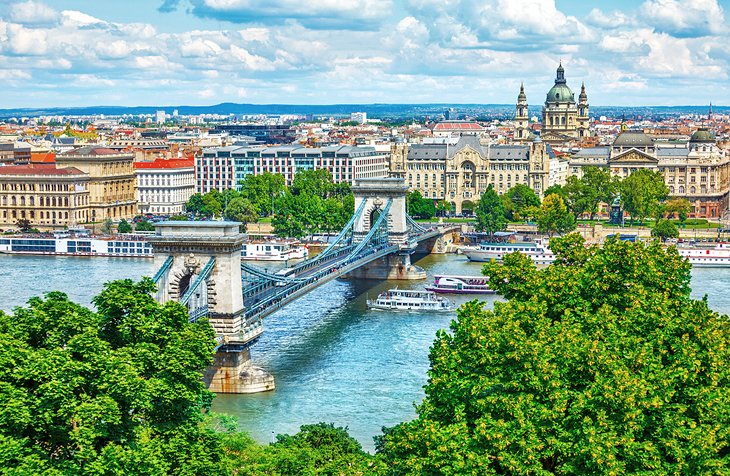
0;0;728;108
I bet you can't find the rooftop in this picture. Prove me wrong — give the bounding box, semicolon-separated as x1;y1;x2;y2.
134;158;195;169
0;163;85;176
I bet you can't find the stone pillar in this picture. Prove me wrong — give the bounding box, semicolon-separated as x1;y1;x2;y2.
204;347;275;394
148;221;274;394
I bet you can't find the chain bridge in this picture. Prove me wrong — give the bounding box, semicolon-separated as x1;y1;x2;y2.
148;178;459;393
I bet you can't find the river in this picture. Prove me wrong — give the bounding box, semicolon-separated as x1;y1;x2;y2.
1;253;729;451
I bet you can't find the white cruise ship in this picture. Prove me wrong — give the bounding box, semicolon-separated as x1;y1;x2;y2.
367;288;455;312
241;240;308;261
0;233;153;257
676;242;730;267
465;239;555;265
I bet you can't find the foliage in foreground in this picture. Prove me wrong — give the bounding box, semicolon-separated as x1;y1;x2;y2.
378;234;730;474
222;422;385;475
0;279;224;475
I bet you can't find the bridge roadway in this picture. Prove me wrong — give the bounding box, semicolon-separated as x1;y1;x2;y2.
222;226;455;348
241;242;399;326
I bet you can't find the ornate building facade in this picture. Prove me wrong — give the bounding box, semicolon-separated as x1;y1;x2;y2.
0;164;90;228
569;128;730;218
56;146;137;221
390;135;553;213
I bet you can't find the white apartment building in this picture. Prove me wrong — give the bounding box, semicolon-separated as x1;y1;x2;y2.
134;158;195;215
196;145;389;193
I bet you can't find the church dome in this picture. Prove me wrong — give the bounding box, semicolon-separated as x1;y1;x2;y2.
690;128;715;143
546;83;574;103
613;130;654;148
545;62;574;103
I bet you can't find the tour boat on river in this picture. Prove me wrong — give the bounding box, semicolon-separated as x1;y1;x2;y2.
367;288;455;312
0;231;153;258
425;275;494;294
241;240;308;261
676;242;730;267
465;239;555;265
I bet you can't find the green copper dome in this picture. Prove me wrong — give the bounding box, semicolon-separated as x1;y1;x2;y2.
545;62;575;103
546;83;574;103
690;128;715;143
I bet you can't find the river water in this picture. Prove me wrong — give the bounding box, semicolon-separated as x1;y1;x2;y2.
1;253;729;451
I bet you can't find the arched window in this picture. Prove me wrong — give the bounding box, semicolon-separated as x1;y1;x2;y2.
561;117;566;125
20;196;25;206
679;186;685;194
29;196;34;206
690;186;696;194
670;186;675;193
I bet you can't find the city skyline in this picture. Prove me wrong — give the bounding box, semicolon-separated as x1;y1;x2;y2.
0;0;729;108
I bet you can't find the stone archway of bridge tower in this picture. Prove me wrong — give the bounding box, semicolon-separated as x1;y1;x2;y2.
166;254;212;312
351;178;409;246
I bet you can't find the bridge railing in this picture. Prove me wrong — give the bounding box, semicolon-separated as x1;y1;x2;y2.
153;256;174;284
180;256;216;306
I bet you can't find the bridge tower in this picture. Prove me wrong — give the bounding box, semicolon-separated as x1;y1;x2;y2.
149;221;274;394
349;177;426;280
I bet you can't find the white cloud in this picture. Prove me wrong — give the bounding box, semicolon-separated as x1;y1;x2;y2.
585;8;635;29
8;1;57;26
639;0;725;37
5;24;48;55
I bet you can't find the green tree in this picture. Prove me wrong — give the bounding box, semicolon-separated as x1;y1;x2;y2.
202;192;223;218
563;175;592;219
536;193;575;236
100;217;114;235
407;190;436;220
475;185;507;236
239;173;286;217
543;184;566;200
581;166;618;220
379;235;730;474
226;423;385;475
135;219;155;232
0;279;228;474
665;197;692;226
185;193;205;217
15;218;32;232
117;218;132;234
223;197;259;232
620;169;669;226
291;169;335;199
652;218;680;241
505;184;540;220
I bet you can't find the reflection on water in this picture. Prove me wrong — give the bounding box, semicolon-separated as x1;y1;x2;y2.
1;253;729;450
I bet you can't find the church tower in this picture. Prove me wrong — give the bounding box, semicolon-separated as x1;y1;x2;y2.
577;82;589;138
515;83;529;142
541;62;579;145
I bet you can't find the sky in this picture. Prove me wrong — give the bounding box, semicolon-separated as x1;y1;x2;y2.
0;0;728;108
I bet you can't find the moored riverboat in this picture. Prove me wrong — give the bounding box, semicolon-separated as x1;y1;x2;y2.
367;288;455;312
0;233;153;257
465;239;555;264
425;275;494;294
676;242;730;267
241;240;308;261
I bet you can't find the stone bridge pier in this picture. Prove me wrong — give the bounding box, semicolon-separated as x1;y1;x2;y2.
347;178;426;280
149;221;274;394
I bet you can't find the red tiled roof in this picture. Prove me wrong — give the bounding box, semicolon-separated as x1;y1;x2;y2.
134;158;195;169
30;152;56;163
432;121;485;131
0;164;85;176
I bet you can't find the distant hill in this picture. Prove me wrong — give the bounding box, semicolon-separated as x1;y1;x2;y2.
0;102;725;120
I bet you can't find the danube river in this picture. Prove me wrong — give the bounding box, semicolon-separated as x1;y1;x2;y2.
1;253;730;450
